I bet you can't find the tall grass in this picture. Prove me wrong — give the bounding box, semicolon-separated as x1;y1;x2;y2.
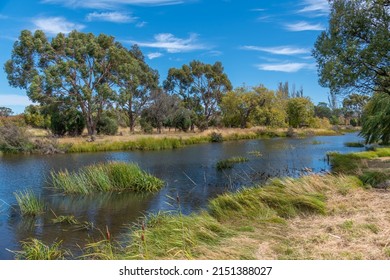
14;189;45;216
216;156;249;170
51;162;164;194
13;239;68;260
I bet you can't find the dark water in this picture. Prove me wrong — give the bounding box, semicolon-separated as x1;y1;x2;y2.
0;133;364;259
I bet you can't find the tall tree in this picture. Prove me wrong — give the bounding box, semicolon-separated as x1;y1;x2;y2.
5;30;129;136
313;0;390;95
342;93;370;124
287;97;315;128
0;107;13;117
116;45;159;132
164;60;232;129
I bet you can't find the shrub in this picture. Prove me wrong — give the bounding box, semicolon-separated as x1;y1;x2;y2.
0;122;33;153
50;106;85;136
97;115;118;135
210;132;223;143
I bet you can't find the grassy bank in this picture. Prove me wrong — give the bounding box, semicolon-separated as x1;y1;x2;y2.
51;162;164;194
59;127;339;154
79;174;389;260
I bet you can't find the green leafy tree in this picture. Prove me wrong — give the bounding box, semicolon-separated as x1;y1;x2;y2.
24;105;51;128
342;93;370;125
164;60;232;129
313;0;390;95
116;45;159;132
5;30;129;136
314;102;332;120
287;97;315;128
0;107;13;117
360;92;390;144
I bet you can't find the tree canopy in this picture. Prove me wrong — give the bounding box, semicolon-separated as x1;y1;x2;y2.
313;0;390;95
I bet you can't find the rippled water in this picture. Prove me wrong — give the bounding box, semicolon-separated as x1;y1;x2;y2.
0;133;364;259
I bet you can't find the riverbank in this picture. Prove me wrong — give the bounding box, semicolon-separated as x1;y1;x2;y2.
77;148;389;260
56;127;343;153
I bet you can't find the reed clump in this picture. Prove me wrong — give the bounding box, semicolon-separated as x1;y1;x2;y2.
14;189;45;216
51;161;164;194
14;238;69;260
216;156;249;170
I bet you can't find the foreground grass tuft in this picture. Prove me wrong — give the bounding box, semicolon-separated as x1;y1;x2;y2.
14;239;69;260
14;189;45;216
51;161;164;194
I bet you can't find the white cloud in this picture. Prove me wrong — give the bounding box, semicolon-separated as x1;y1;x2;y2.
136;21;147;28
0;95;35;107
130;33;209;53
256;63;314;73
251;8;266;12
242;45;310;55
285;21;325;31
147;52;163;59
86;12;137;23
33;17;85;34
298;0;329;16
41;0;184;9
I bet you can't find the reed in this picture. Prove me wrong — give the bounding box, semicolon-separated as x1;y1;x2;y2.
216;156;249;170
51;162;164;194
13;239;69;260
14;189;45;216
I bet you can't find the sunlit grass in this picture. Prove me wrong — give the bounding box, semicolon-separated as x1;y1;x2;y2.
51;161;164;194
216;156;249;170
13;239;69;260
14;189;45;216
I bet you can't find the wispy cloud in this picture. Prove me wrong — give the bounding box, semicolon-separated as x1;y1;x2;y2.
251;8;266;12
42;0;184;9
298;0;329;16
33;17;85;34
0;14;8;19
147;52;163;59
0;94;35;106
136;21;147;28
129;33;209;53
256;62;314;73
86;12;137;23
285;21;325;31
242;45;310;55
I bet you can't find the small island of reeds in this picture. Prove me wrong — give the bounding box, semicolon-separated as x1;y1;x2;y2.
50;161;164;195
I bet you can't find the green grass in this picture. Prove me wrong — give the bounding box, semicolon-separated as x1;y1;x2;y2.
359;171;389;187
51;161;164;194
344;142;365;147
51;215;79;225
81;174;362;260
14;189;45;216
13;239;69;260
216;156;249;170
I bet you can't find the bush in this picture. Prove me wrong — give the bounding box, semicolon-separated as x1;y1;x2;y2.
172;109;192;132
0;122;33;152
210;132;223;143
140;118;153;134
96;115;118;135
50;107;85;136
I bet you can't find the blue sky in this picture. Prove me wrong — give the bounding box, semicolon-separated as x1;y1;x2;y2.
0;0;331;114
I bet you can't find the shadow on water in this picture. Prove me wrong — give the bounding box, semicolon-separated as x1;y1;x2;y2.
0;133;364;259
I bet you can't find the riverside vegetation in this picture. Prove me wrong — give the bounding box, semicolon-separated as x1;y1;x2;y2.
13;147;390;260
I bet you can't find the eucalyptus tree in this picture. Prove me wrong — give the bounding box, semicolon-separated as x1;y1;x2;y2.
116;45;159;132
5;30;130;136
164;60;232;129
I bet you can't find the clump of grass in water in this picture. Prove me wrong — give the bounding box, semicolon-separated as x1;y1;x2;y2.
216;156;249;170
13;238;69;260
50;161;164;194
248;150;262;157
345;142;365;148
14;189;45;216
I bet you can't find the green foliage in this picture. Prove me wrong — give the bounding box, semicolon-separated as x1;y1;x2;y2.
210;132;223;143
50;104;85;137
14;239;68;260
51;161;164;194
359;171;388;188
342;94;370;125
24;105;50;128
287;97;315;128
313;0;390;95
96;114;118;135
360;93;390;144
164;60;232;128
0;122;33;153
344;142;365;148
0;107;13;117
314;102;332;119
216;156;249;170
14;189;45;216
